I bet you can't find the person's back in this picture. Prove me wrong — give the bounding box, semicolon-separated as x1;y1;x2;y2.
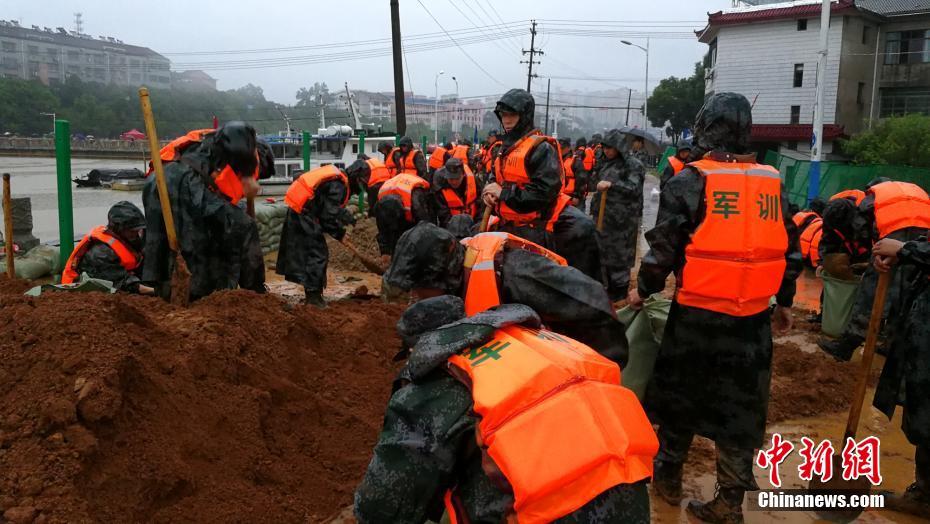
355;297;655;524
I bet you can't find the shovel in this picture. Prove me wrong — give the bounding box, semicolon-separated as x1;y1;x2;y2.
807;270;891;521
139;87;191;306
341;236;384;275
3;173;14;279
478;206;492;233
596;190;608;232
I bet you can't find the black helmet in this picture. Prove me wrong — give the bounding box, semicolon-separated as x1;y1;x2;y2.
256;139;275;180
575;137;587;148
396;295;466;350
383;222;465;294
591;133;603;143
677;140;693;153
211;121;258;177
377;142;392;153
601;129;625;152
442;157;465;178
399;136;414;148
108;201;145;231
692;92;753;154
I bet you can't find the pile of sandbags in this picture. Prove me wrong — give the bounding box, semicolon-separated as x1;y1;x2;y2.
254;202;288;254
0;244;61;280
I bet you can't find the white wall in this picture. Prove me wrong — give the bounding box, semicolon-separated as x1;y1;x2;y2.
712;15;845;125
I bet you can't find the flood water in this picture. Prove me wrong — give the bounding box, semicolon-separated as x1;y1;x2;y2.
0;155;146;243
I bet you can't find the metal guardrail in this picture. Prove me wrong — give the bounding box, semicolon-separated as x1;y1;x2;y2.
0;137;168;152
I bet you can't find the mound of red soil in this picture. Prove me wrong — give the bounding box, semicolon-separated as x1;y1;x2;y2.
327;219;380;273
0;288;405;523
0;275;32;295
768;341;865;423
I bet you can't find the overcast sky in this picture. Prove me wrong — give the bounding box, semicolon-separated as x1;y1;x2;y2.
4;0;731;103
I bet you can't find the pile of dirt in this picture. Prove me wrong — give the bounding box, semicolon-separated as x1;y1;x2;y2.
0;275;32;295
327;218;381;273
0;287;406;523
768;341;869;423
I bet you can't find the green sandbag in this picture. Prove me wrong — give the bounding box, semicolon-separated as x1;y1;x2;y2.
24;274;117;296
821;272;861;337
616;295;671;400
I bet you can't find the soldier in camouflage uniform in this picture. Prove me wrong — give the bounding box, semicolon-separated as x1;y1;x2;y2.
354;296;651;523
871;238;930;517
630;93;802;524
594;128;645;301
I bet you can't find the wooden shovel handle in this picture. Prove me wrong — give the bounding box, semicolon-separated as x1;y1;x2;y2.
479;206;492;233
139;88;180;253
596;191;608;232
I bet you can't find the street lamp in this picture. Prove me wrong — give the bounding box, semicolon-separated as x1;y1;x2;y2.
621;38;650;132
434;70;444;144
39;112;55;137
451;76;459;133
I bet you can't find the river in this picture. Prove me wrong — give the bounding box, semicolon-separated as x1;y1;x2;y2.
0;155;147;243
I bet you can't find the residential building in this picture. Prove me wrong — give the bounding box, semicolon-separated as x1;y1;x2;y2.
0;19;170;88
699;0;930;157
171;70;217;91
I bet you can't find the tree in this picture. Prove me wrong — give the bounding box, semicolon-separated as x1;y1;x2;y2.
295;82;335;108
647;61;706;145
0;78;59;135
842;114;930;168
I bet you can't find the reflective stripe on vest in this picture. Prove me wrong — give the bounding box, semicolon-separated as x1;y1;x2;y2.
676;159;788;316
61;225;141;284
494;133;570;232
461;232;567;316
284;165;349;214
830;189;865;205
562;156;576;195
447;324;658;524
799;218;823;267
428;147;448;170
668;156;685;176
441;173;478;219
378;173;430;222
366;158;391;188
869;181;930;238
386;147;419;176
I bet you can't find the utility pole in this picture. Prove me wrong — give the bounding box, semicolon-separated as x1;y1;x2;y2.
625;89;632;126
390;0;406;136
521;20;542;93
544;78;551;135
809;0;830;204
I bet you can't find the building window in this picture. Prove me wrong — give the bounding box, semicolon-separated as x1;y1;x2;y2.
798;19;808;31
862;25;872;45
793;64;804;87
880;87;930;117
790;105;801;124
1;41;15;52
27;45;38;54
857;82;866;106
885;30;930;65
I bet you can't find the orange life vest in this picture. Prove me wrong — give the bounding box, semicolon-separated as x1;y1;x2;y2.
378;173;430;222
428;147;449;170
61;226;142;285
869;181;930;239
446;325;658;524
386;147;419;176
562;156;576;196
676;159;788;316
581;146;595;171
211;151;261;205
145;128;214;177
441;172;478;219
461;232;566;316
493;133;571;232
452;144;470;162
366;158;391;188
831;189;866;205
484;141;502;173
792;211;820;229
668;156;685;176
799;217;823;267
284;164;349;214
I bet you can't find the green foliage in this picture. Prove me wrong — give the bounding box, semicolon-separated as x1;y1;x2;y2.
647;61;706;144
0;77;60;135
841;114;930;168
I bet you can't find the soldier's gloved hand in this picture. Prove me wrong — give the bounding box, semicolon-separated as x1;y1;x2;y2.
596;180;612;192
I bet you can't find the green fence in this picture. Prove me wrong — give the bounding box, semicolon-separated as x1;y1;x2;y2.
654;146;676;176
762;151;930;206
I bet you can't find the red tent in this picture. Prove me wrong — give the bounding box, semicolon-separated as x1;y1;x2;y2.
120;129;146;141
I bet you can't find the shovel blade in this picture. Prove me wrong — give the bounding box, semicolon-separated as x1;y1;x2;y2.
806;455;871;522
170;253;192;307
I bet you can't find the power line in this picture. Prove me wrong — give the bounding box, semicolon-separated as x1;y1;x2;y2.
482;0;524;54
474;0;521;54
415;0;506;87
443;0;512;57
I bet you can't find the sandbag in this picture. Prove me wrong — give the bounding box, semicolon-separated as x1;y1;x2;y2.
0;244;61;280
616;295;671;400
821;272;860;337
25;274;117;296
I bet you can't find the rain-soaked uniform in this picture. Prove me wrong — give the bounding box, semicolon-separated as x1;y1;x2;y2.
383;222;629;366
873;240;930;500
638;137;802;493
490;89;601;280
819;193;871;279
142;123;264;302
276;165;355;295
63;201;146;292
374;174;434;256
830;183;930;351
595;129;646;301
354;298;652;524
